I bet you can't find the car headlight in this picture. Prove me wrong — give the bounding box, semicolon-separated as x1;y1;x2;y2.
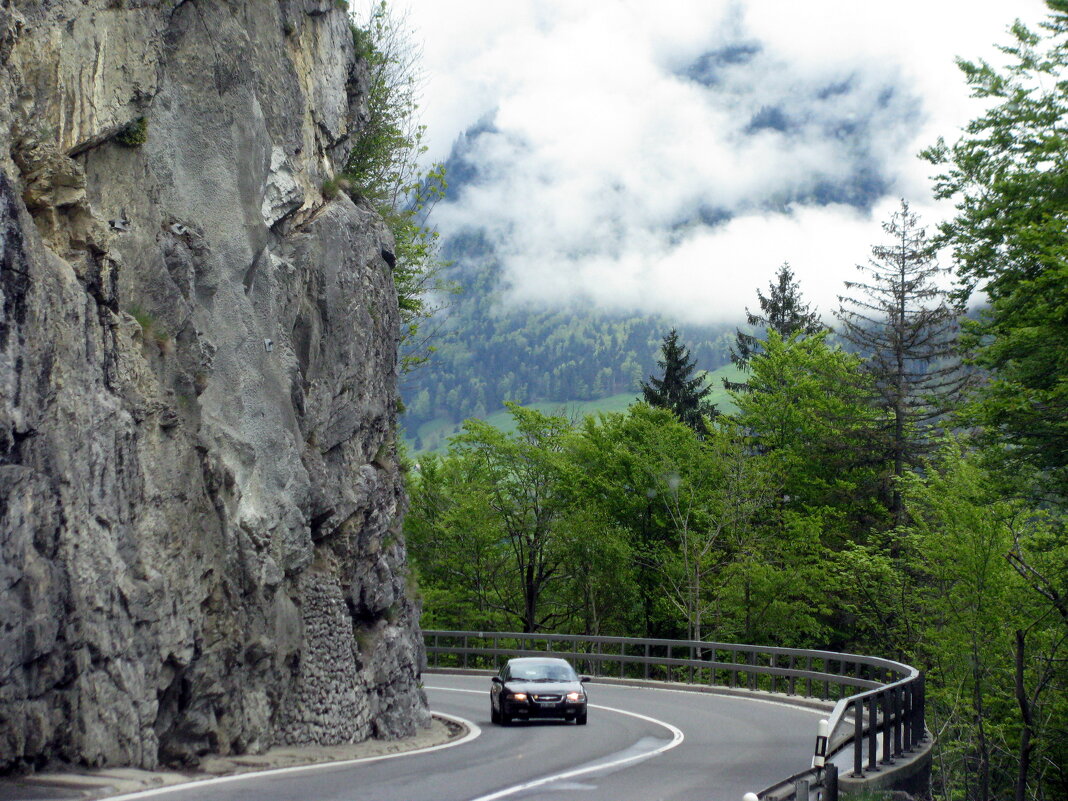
566;691;583;702
509;692;527;701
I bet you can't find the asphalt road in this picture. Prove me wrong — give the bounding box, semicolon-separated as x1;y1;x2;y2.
97;672;822;801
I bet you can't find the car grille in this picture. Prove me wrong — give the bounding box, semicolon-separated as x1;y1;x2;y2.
532;694;561;702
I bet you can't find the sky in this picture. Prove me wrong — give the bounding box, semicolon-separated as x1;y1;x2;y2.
395;0;1050;324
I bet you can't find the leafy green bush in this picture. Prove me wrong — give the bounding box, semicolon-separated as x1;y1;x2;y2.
342;1;454;373
115;116;147;147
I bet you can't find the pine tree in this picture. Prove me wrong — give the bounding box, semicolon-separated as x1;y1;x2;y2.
641;330;717;436
727;263;824;391
835;200;971;522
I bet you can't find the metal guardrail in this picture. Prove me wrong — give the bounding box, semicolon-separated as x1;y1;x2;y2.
423;630;927;800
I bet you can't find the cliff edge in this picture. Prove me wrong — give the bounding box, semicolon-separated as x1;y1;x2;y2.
0;0;429;770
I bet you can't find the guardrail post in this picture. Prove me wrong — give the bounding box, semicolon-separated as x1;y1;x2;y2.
644;643;650;680
788;654;796;696
892;684;903;757
462;634;468;669
903;682;913;752
795;778;810;801
826;764;839;801
769;653;777;694
881;690;893;765
748;650;757;691
806;655;813;698
853;699;863;778
915;672;927;743
867;694;879;772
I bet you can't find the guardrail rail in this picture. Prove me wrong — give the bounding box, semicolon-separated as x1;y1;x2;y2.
423;630;927;800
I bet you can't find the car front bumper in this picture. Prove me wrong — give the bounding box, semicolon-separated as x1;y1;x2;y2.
503;699;586;719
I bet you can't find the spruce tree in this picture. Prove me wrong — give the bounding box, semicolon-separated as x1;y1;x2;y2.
641;330;717;436
727;263;824;391
835;200;971;522
924;4;1068;481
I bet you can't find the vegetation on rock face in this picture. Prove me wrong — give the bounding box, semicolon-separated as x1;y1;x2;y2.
114;116;147;147
344;1;452;373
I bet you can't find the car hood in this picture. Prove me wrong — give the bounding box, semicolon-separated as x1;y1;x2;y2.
503;680;583;695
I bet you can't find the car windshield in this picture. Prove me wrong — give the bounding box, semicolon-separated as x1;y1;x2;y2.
509;662;576;682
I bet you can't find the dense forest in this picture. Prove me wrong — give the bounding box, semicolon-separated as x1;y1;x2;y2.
403;7;1068;799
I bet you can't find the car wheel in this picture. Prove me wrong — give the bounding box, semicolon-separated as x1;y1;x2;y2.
491;700;501;724
576;710;587;725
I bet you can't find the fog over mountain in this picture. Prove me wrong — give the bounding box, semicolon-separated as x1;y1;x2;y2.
405;0;1048;323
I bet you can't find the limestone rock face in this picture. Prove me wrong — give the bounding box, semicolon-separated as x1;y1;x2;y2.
0;0;428;771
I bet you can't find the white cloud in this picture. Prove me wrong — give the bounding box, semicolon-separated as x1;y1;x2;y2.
393;0;1049;323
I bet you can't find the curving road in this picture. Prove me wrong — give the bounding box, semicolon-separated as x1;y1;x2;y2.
109;673;823;801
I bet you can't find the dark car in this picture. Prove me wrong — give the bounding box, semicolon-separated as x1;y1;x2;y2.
490;657;590;725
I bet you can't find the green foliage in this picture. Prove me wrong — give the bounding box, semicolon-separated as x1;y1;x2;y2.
115;116;147;148
640;329;718;436
730;330;886;546
900;441;1068;801
408;404;579;632
412;402;823;644
729;262;823;379
924;5;1068;480
127;305;169;350
321;177;340;199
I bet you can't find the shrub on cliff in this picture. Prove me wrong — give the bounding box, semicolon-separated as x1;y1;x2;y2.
344;1;452;373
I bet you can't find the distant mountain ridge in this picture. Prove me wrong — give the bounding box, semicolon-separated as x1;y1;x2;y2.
400;229;739;443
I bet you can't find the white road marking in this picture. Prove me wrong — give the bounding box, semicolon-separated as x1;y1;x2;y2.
425;686;685;801
103;712;481;801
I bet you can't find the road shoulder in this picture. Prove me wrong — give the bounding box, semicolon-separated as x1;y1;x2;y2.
0;715;466;801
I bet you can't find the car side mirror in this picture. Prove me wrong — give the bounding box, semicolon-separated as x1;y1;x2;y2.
491;676;503;684
580;676;591;683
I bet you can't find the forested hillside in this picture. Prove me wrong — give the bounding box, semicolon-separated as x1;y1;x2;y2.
400;230;737;443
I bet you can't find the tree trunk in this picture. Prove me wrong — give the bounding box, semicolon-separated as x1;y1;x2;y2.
973;641;991;801
524;559;537;633
1014;629;1034;801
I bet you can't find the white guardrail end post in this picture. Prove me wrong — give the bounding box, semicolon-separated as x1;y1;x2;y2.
743;792;759;801
812;718;829;769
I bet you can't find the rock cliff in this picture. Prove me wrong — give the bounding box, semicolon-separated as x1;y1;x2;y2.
0;0;429;771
